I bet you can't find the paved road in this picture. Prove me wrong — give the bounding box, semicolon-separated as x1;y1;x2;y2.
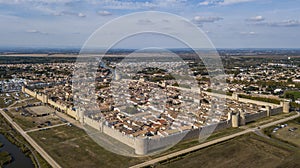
130;112;300;168
0;109;61;168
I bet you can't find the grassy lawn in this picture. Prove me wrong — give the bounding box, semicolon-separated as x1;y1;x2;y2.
156;133;300;168
284;91;300;100
26;119;243;168
154;127;243;157
28;125;147;168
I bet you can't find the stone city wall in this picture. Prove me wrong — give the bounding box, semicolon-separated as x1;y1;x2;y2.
139;120;232;154
22;86;287;155
145;131;187;153
102;125;136;148
82;113;233;155
66;108;77;119
244;111;268;123
183;121;231;140
24;88;36;98
36;93;44;102
48;99;66;110
270;107;283;116
83;116;102;130
23;87;78;120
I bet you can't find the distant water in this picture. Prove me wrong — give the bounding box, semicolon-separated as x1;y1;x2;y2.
0;134;34;168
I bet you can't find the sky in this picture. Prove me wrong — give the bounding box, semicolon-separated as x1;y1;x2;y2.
0;0;300;49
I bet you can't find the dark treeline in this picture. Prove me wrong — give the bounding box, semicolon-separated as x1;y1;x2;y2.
0;57;77;64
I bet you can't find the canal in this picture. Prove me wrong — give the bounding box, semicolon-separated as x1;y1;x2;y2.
0;134;34;168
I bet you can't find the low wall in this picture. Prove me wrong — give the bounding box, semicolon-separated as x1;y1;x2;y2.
170;86;280;108
202;91;231;99
168;86;230;99
238;98;279;108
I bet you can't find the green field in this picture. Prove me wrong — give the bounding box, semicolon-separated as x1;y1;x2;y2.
26;118;244;168
156;133;300;168
284;91;300;101
157;127;243;157
28;125;147;168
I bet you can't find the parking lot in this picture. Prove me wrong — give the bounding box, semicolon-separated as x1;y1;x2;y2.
0;91;39;108
273;120;300;146
7;105;65;132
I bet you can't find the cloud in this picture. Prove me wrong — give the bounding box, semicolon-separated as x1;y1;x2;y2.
137;19;154;25
199;0;256;6
97;10;112;16
193;16;223;23
78;13;86;17
256;20;300;27
267;20;300;27
221;0;256;5
0;0;73;5
87;0;187;10
54;11;86;17
0;0;188;15
246;15;264;22
91;1;157;10
26;29;48;35
240;31;257;35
